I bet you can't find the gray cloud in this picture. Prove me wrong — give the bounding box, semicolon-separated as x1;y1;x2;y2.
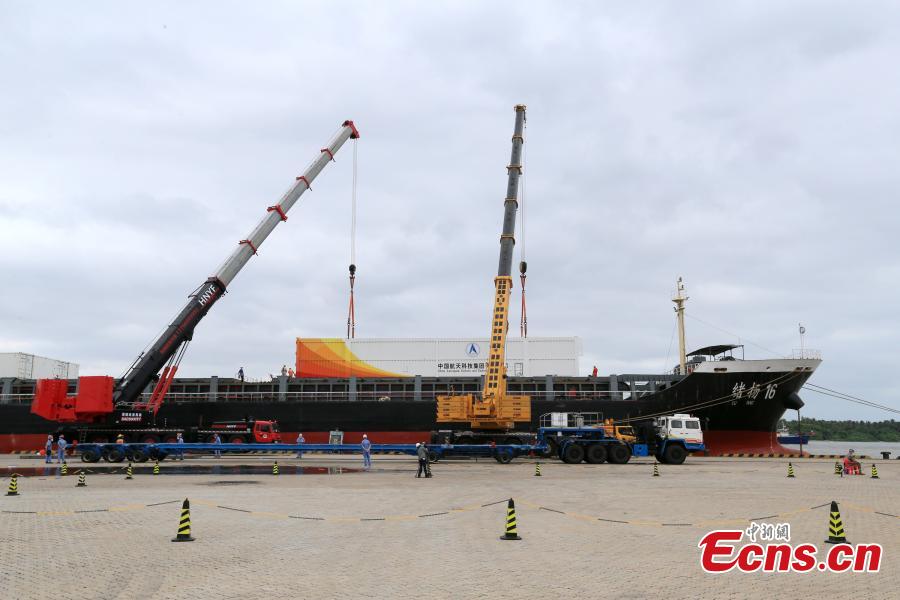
2;1;898;419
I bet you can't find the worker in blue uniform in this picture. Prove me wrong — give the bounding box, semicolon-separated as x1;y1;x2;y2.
213;433;222;458
296;433;305;458
45;435;53;463
175;432;185;461
56;435;67;463
361;434;372;469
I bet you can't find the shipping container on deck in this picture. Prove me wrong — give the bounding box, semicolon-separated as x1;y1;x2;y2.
295;337;582;378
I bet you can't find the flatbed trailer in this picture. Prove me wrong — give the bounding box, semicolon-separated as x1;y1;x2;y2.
73;442;537;464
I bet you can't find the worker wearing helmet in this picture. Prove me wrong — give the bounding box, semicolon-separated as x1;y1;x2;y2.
360;434;372;469
416;442;429;478
296;432;305;458
44;435;53;464
56;435;67;464
116;434;125;444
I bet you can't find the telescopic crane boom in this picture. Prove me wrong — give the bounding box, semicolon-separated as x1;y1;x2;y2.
436;105;531;430
31;120;359;424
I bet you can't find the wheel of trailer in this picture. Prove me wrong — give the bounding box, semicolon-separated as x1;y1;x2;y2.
542;437;558;458
584;444;607;464
131;448;149;462
81;449;101;463
663;444;687;465
606;444;631;464
139;435;159;445
561;443;585;464
427;450;440;463
106;448;125;463
496;451;513;464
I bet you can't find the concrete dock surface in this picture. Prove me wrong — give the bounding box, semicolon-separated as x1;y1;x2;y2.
1;455;897;600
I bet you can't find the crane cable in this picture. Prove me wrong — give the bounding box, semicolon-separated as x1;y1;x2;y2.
519;117;528;338
347;139;358;339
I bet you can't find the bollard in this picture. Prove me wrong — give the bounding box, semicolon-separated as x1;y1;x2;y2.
652;462;660;477
153;461;160;476
125;462;133;480
61;462;68;476
171;498;195;542
500;498;521;540
824;500;848;544
272;461;279;476
534;462;542;477
786;462;795;478
6;474;19;496
834;461;842;476
871;464;879;479
76;472;86;487
425;460;432;478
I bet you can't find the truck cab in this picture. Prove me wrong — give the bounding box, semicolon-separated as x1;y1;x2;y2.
651;413;704;464
206;419;282;443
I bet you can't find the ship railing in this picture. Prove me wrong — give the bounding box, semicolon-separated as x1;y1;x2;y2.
790;349;822;360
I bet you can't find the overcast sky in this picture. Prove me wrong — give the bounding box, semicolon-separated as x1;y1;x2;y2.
2;2;898;420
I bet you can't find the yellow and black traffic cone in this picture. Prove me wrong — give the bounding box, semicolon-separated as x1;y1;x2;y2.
652;462;660;477
787;462;795;478
834;461;842;475
825;500;848;544
425;460;433;478
534;462;542;477
61;462;68;476
76;472;86;487
125;462;133;480
272;461;279;476
153;461;160;476
6;473;19;496
171;498;195;542
500;498;521;540
871;464;879;479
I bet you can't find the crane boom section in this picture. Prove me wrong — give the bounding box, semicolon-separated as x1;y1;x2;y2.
112;121;359;408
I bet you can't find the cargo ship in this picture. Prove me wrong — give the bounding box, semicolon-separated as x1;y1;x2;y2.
0;339;820;454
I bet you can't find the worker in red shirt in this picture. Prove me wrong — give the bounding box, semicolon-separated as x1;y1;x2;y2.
591;365;598;377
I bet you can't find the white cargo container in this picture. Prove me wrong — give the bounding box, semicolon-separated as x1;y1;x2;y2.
0;353;79;379
295;337;581;378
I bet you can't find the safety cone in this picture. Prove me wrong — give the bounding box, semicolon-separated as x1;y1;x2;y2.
6;474;19;496
125;462;133;480
534;462;542;477
871;464;879;479
500;498;521;540
425;460;433;478
824;500;848;544
61;462;68;476
652;462;660;477
834;461;842;475
153;461;160;476
787;462;795;478
76;472;86;487
272;461;279;476
171;498;195;542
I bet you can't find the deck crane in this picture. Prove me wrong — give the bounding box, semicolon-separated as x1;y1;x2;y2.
31;120;360;433
436;104;531;432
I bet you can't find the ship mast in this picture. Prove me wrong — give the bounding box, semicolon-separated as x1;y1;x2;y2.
672;277;688;374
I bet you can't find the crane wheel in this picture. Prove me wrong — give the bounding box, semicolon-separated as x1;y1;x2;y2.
427;450;440;463
561;443;585;464
495;452;513;464
585;444;607;464
606;444;631;464
663;444;687;465
131;449;149;463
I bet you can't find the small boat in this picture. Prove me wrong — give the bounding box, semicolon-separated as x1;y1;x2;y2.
777;423;810;445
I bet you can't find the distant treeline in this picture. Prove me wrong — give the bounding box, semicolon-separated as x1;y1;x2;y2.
785;418;900;442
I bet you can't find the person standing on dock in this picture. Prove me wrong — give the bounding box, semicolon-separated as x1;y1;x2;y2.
213;433;222;458
56;435;67;463
296;432;305;458
416;442;428;478
361;434;372;469
45;435;53;464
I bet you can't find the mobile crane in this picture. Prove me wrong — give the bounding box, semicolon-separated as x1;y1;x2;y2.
435;105;531;441
30;119;360;446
